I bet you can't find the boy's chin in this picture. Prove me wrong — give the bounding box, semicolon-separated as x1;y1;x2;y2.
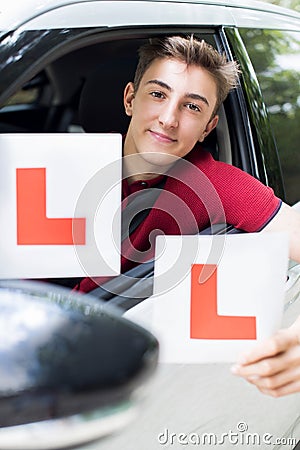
140;151;180;168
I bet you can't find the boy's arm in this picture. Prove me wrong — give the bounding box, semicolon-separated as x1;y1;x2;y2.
231;202;300;396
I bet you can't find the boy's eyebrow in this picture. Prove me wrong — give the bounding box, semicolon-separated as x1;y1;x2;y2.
187;92;210;107
145;79;210;107
146;79;172;91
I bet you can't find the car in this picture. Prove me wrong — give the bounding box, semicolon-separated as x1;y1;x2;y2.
0;0;299;448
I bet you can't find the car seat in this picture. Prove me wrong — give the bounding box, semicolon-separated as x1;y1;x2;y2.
79;59;135;134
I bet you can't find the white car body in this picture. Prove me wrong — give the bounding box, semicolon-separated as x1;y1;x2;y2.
0;0;299;449
0;0;300;32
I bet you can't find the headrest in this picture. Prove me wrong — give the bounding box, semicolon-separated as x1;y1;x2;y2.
79;60;136;133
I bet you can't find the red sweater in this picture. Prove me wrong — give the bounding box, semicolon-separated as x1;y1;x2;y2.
77;146;280;292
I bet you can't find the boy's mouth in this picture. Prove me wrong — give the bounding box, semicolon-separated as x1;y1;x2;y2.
149;130;177;143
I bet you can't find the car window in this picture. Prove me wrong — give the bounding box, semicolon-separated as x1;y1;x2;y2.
4;86;39;106
240;28;300;205
2;71;50;107
0;30;232;163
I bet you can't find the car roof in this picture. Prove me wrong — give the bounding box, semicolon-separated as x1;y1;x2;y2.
0;0;300;33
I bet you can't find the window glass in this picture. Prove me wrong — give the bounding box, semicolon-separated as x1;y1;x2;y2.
1;71;50;107
240;29;300;205
4;87;40;106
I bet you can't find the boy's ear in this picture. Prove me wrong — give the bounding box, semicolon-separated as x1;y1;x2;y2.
124;82;135;117
199;115;219;142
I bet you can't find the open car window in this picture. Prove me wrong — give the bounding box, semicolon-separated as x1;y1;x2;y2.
0;31;235;164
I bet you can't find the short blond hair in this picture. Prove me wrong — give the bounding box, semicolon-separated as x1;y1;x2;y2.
134;35;240;114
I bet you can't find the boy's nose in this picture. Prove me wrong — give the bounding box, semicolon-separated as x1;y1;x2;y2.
159;102;179;129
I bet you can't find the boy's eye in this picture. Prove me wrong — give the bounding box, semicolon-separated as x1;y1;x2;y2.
186;103;201;112
150;91;165;99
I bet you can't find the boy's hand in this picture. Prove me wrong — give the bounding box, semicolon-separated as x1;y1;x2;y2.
231;324;300;397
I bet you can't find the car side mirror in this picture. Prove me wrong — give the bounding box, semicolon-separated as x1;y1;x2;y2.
0;280;158;449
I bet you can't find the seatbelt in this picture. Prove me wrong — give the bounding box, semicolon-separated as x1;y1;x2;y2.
121;177;166;241
74;177;166;294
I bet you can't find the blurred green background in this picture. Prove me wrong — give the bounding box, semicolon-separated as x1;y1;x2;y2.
263;0;300;12
240;0;300;204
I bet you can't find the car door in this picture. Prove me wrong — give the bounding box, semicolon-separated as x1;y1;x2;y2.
0;2;300;449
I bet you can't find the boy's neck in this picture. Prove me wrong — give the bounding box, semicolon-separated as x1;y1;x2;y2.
123;134;175;184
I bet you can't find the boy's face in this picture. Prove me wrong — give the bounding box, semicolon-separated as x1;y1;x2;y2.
123;57;219;170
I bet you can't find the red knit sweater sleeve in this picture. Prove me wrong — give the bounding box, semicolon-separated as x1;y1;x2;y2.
187;148;281;232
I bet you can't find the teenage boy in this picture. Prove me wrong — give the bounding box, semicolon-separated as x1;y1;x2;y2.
79;35;300;397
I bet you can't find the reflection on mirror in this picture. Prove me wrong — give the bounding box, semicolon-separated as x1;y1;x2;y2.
0;280;159;449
